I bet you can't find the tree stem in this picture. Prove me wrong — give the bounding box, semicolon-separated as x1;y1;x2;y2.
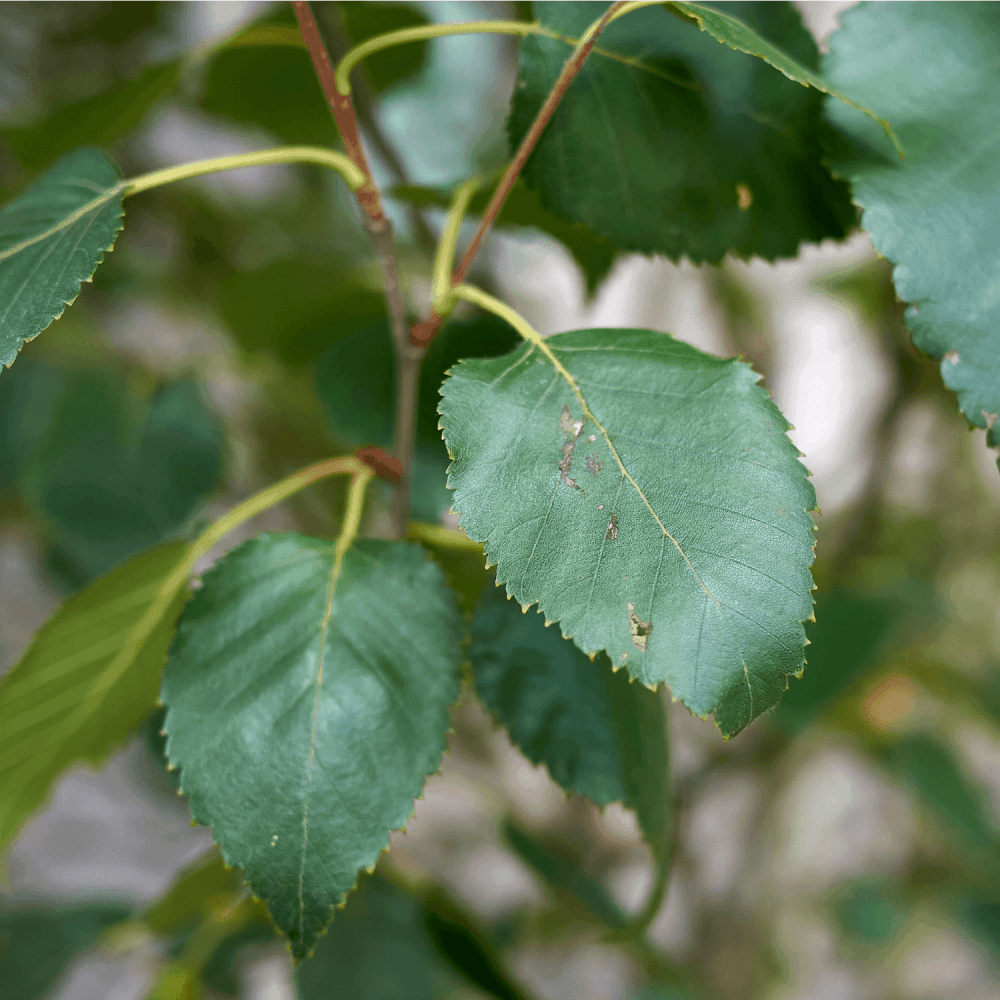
293;0;415;539
410;1;628;349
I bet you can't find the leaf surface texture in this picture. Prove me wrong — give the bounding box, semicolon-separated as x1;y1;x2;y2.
824;3;1000;457
440;329;815;736
0;148;124;370
0;542;192;850
509;1;854;261
161;534;462;959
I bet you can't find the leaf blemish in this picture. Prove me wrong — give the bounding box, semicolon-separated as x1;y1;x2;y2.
586;454;604;476
605;512;618;540
983;410;998;430
558;403;584;489
944;350;960;364
627;602;651;652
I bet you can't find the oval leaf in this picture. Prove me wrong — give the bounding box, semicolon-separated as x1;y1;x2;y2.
440;329;816;737
0;148;124;370
161;535;462;960
509;2;855;261
0;541;192;851
471;579;669;853
823;3;1000;459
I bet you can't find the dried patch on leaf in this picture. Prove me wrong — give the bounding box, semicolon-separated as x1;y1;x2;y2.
627;602;652;652
586;454;604;476
558;403;584;489
604;513;618;540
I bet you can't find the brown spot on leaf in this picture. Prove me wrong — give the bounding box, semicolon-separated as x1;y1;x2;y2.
736;182;752;210
627;602;651;652
558;403;584;488
605;513;618;540
586;454;604;476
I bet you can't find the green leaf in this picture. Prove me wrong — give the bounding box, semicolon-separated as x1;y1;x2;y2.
504;819;626;928
823;3;1000;457
509;2;856;262
296;876;457;1000
439;329;816;737
144;852;246;938
0;148;124;371
3;62;180;169
161;534;463;960
15;367;223;583
316;315;520;522
0;904;131;1000
216;256;384;365
0;541;192;853
390;180;618;295
472;580;669;852
881;733;997;848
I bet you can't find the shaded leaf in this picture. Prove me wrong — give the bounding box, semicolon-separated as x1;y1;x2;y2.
823;3;1000;459
162;534;462;960
216;257;384;364
317;315;520;522
422;893;524;1000
0;148;124;370
472;580;669;852
18;369;224;582
0;541;192;852
504;819;626;929
296;876;458;1000
882;733;997;848
0;904;130;1000
3;62;180;169
509;2;855;262
439;329;816;737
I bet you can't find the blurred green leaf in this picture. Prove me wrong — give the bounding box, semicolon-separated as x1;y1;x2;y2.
216;257;384;365
831;880;908;946
774;590;900;731
472;581;669;855
296;876;457;1000
18;368;223;582
958;898;1000;959
423;892;526;1000
440;330;816;737
390;179;617;295
0;358;66;490
510;2;855;262
0;541;192;852
3;62;180;169
504;819;626;929
144;852;245;938
0;904;130;1000
316;315;520;522
0;148;123;370
825;3;1000;460
882;733;997;848
162;535;462;960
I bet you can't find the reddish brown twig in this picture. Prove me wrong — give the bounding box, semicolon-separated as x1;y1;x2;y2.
292;0;382;221
356;446;404;484
409;0;627;350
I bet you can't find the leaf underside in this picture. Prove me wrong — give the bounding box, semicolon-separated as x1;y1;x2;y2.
509;1;854;262
161;534;462;960
440;329;816;737
0;542;192;852
824;3;1000;458
472;580;669;852
0;148;124;371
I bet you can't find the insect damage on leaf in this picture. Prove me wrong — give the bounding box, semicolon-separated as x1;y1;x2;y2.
558;403;584;489
627;602;652;652
605;513;618;540
586;454;604;476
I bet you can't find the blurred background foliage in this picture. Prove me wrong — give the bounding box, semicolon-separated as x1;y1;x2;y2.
1;3;1000;1000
